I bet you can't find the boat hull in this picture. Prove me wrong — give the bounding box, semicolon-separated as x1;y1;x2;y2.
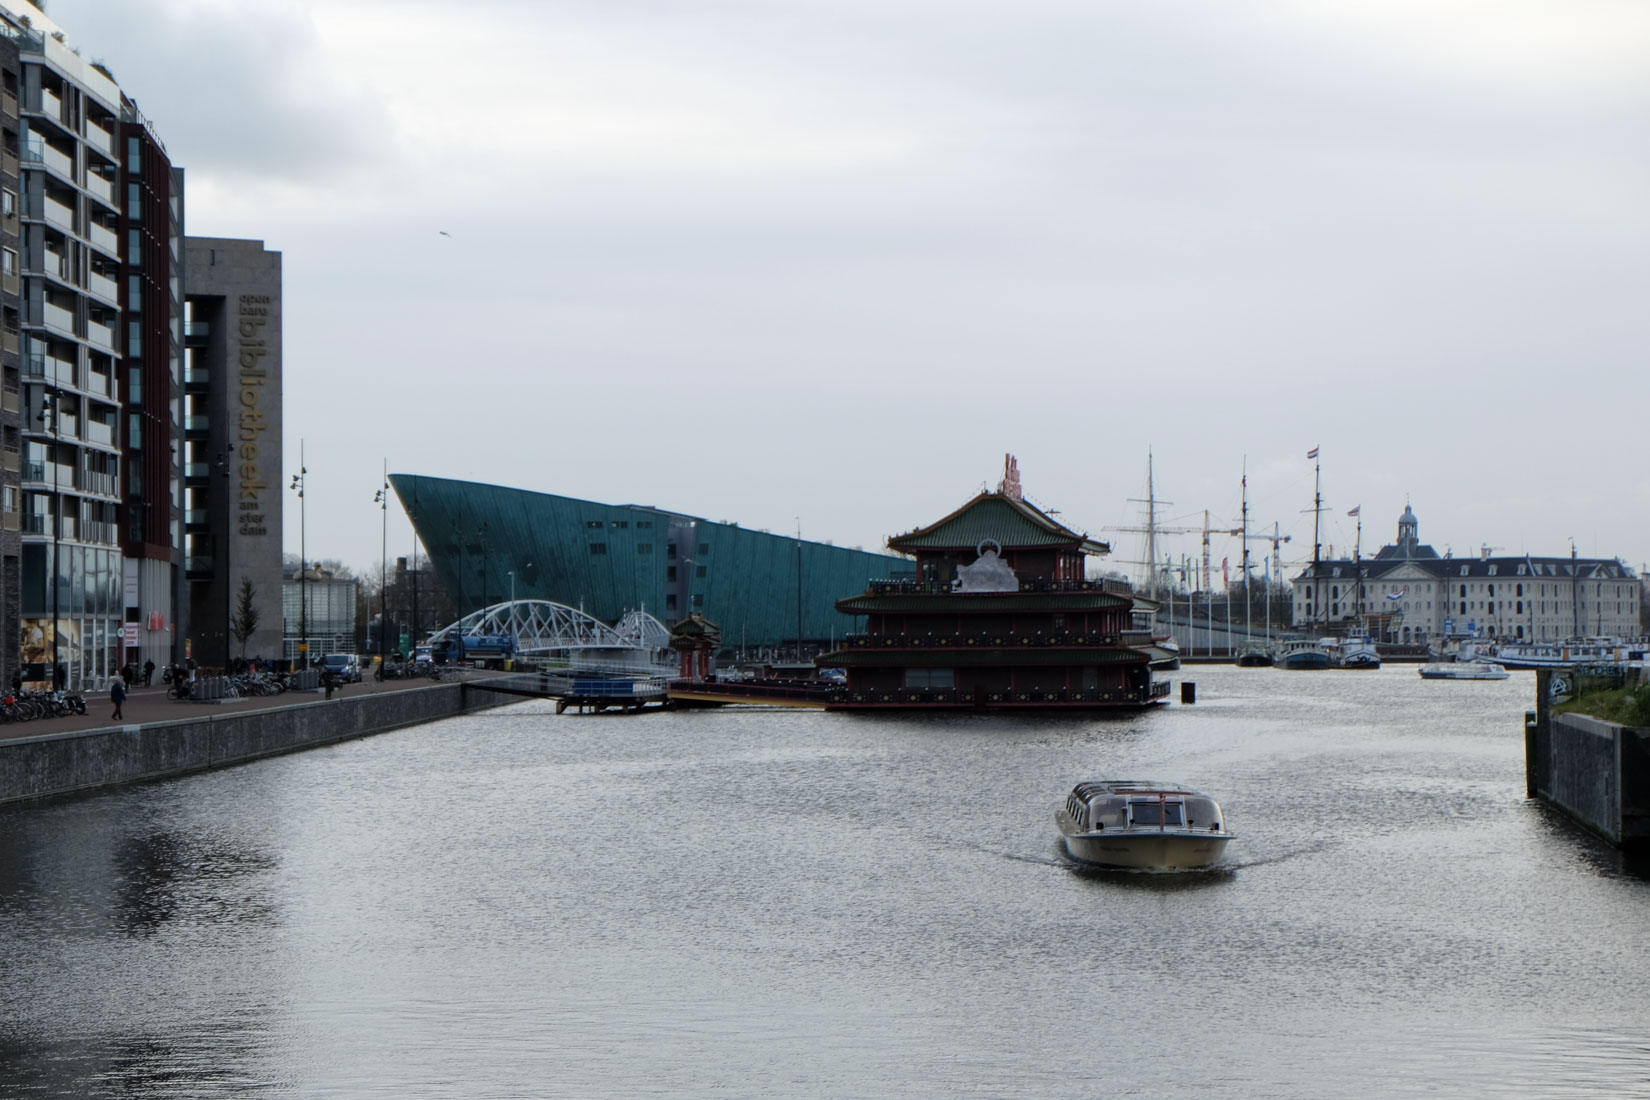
1418;663;1509;680
1056;811;1231;870
1282;652;1330;670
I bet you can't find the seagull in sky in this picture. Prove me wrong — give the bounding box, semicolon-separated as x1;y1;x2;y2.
438;230;451;237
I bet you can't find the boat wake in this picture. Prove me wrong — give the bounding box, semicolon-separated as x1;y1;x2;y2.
1222;840;1334;869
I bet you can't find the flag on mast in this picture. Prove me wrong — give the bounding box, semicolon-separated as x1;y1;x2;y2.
1348;506;1360;517
1306;446;1319;459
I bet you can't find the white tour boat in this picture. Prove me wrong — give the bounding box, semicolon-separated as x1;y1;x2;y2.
1056;780;1234;870
1418;662;1510;681
1489;638;1649;671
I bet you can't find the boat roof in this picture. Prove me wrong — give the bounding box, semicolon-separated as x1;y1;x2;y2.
1070;780;1213;800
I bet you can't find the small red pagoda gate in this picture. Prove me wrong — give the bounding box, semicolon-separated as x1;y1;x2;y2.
669;613;722;680
817;477;1168;711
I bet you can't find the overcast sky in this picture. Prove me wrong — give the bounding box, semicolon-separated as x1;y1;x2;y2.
44;0;1650;587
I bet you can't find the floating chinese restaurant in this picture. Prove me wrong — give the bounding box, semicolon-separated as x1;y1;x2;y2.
818;465;1169;711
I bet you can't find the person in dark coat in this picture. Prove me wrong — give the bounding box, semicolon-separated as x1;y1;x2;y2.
143;659;155;687
110;677;127;721
53;663;65;691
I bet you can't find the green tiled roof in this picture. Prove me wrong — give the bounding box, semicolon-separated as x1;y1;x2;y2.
818;647;1150;668
888;493;1107;554
836;591;1130;614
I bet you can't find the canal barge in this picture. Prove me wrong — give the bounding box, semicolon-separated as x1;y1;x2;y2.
1056;780;1234;869
817;461;1169;711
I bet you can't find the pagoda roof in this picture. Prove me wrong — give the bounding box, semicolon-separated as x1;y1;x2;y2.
887;492;1108;556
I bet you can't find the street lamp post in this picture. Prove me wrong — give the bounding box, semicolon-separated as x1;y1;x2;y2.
217;450;232;669
289;442;307;667
374;461;388;666
39;391;60;688
507;569;515;654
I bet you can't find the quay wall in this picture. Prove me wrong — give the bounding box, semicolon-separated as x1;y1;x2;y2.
1527;669;1650;849
0;683;519;807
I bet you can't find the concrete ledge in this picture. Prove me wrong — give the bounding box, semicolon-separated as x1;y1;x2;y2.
1537;712;1650;848
0;682;519;807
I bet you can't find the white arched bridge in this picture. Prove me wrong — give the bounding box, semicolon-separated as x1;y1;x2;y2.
427;600;672;673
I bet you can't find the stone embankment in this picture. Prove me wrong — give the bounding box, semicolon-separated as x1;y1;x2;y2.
1527;668;1650;849
0;673;525;807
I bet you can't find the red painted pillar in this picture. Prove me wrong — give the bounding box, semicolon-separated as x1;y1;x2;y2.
679;649;692;678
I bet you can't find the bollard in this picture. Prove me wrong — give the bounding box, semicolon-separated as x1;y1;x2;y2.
1181;682;1196;704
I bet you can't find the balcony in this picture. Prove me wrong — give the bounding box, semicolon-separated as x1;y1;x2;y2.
22;514;44;535
87;320;115;352
1;91;15;119
85;122;112;156
23;353;76;387
86;221;118;256
1;389;16;413
87;270;118;304
41;194;74;234
0;450;16;472
84;173;113;206
184;368;209;387
184;415;209;433
1;148;15;177
38;88;60;122
184;509;208;526
29;249;70;281
841;630;1123;650
185;555;215;574
21;135;74;180
2;514;17;533
184;462;209;479
82;520;116;545
41;301;75;336
84;421;114;449
862;577;1136;597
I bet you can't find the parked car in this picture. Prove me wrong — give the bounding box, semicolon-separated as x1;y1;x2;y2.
322;653;362;683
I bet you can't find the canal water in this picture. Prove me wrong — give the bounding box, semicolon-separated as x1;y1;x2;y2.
2;666;1648;1098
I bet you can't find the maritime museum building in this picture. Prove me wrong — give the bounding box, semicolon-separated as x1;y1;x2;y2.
1291;506;1640;644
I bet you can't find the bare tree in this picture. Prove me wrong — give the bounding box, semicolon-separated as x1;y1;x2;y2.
230;578;260;659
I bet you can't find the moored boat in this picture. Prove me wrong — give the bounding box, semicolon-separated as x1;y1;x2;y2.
1331;635;1381;669
1418;662;1510;680
1056;780;1234;870
1489;638;1648;671
1235;642;1273;667
1273;637;1331;670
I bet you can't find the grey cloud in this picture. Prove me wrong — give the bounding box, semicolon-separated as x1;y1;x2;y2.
43;0;397;182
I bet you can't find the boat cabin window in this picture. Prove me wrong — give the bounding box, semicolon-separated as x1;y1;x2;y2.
1087;796;1127;830
1128;800;1183;827
1183;797;1222;830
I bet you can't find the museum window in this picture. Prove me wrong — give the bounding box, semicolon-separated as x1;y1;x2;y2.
589;543;606;555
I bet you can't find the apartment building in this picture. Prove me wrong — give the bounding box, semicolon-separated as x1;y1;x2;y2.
0;7;156;686
0;4;283;686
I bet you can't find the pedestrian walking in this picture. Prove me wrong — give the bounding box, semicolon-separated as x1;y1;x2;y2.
110;677;127;721
53;663;65;691
143;659;155;687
